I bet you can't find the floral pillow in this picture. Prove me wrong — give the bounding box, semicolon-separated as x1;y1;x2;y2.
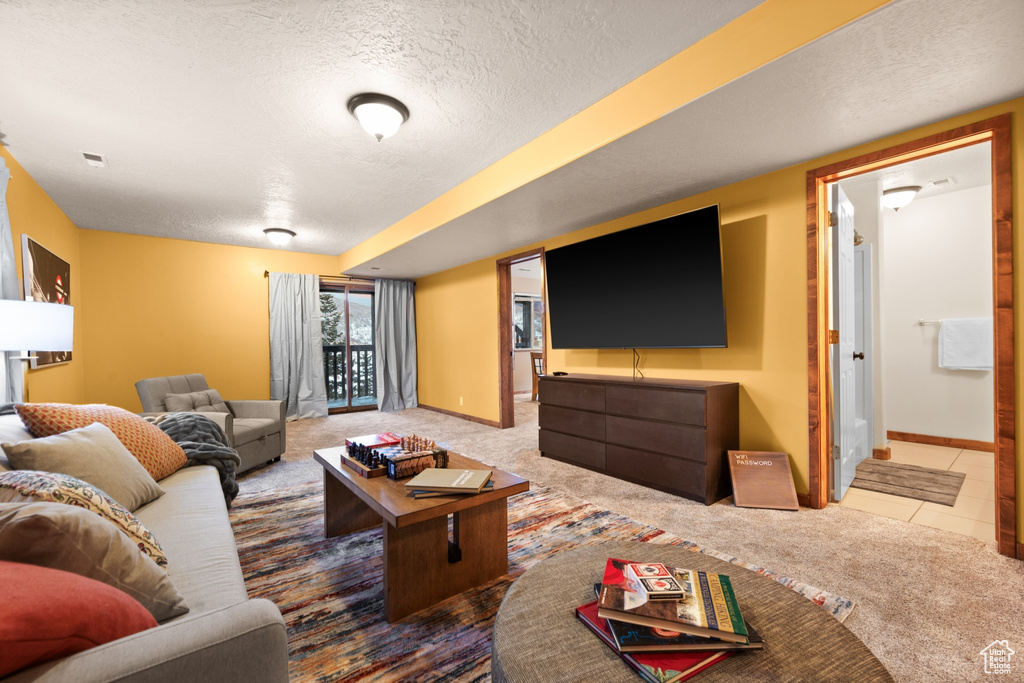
0;470;168;569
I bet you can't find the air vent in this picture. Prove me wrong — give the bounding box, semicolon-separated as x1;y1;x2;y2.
81;152;107;168
930;177;954;187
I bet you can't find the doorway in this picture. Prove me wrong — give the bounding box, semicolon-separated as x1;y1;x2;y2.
496;249;546;428
806;114;1016;558
829;143;996;543
319;277;377;414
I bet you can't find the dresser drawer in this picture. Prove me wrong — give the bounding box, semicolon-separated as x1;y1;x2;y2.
606;385;705;426
539;404;605;441
539;430;605;470
606;415;705;460
607;445;709;502
539;379;605;412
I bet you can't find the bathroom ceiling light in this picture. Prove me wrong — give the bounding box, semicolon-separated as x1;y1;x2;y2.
347;93;409;141
264;228;296;246
881;186;921;211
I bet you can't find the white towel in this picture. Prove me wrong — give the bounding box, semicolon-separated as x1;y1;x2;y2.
938;317;993;370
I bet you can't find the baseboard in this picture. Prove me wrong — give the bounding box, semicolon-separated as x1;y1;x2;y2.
872;447;891;460
1018;543;1024;562
418;403;501;428
796;493;810;508
886;430;994;453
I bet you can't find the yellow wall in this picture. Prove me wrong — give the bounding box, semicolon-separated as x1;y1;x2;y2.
416;259;499;420
415;97;1024;502
1;147;86;404
77;230;339;411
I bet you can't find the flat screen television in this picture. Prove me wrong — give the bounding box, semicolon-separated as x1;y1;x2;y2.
544;204;726;349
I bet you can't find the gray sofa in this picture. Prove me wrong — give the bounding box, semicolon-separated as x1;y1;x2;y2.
0;414;289;683
135;374;285;473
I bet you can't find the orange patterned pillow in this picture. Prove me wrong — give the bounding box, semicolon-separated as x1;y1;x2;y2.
16;404;187;481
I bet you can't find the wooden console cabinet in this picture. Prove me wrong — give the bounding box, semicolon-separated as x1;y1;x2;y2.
538;374;739;504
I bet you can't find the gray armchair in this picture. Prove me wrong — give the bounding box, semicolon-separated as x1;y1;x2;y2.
135;374;285;473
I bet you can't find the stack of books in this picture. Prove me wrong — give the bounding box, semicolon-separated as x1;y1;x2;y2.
404;468;492;498
575;558;763;683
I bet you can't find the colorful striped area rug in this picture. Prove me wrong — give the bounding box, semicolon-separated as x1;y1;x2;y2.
230;481;854;682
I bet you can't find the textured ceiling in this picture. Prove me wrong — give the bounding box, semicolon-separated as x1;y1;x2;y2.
839;142;991;203
348;0;1024;278
0;0;761;256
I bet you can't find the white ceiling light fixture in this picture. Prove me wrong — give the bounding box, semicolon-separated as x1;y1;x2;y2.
347;93;409;141
263;228;296;246
881;185;921;211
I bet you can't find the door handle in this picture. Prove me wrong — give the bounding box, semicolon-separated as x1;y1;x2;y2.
853;352;865;360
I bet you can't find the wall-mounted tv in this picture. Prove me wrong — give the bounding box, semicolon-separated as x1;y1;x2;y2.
545;204;726;349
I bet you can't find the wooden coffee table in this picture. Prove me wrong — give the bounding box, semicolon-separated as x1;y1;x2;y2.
313;446;529;622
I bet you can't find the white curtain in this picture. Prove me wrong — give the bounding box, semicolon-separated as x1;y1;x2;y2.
374;279;417;411
0;159;24;405
269;273;327;421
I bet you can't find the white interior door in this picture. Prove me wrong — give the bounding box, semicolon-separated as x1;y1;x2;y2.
854;244;874;462
832;184;857;500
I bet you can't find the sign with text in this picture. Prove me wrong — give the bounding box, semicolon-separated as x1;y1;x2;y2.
727;451;799;511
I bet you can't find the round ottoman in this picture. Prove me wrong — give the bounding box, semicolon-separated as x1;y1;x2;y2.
491;542;892;682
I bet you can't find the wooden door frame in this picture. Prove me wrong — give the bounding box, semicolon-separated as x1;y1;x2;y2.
497;248;546;429
805;114;1017;558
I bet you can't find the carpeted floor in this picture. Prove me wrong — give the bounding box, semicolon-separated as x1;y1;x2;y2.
851;459;966;506
231;480;853;682
237;401;1024;682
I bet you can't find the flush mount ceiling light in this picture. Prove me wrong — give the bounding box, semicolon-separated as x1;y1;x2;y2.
347;93;409;141
881;185;921;211
263;228;296;246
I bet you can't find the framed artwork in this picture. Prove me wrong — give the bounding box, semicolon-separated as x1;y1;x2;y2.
22;235;72;367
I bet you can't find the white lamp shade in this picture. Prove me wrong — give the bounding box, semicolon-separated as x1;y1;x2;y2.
352;102;405;140
881;186;921;210
0;300;74;352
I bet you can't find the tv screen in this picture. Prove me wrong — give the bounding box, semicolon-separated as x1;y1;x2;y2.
545;204;726;349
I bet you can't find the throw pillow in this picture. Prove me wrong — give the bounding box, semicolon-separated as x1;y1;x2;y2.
16;403;187;481
164;388;230;414
0;470;169;569
0;502;188;622
2;422;165;512
0;560;157;677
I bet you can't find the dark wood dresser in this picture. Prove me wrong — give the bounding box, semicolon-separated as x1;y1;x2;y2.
538;374;739;504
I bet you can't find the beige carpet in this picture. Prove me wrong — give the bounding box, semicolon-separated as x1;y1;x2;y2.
238;399;1024;682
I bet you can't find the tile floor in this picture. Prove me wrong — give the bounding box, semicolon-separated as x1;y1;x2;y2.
838;440;996;543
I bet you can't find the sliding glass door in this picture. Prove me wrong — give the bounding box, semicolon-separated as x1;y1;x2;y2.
320;280;376;413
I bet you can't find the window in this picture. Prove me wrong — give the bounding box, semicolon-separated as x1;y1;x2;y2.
319;278;376;412
513;294;544;350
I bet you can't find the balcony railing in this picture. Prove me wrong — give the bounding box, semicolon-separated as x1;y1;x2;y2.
323;344;376;407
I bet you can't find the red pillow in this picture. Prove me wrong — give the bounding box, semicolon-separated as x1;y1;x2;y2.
16;403;187;481
0;560;157;676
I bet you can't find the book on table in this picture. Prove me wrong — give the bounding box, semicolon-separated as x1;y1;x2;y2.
597;558;749;644
412;480;494;498
590;583;764;653
607;613;764;653
576;600;731;683
404;468;492;493
344;432;402;449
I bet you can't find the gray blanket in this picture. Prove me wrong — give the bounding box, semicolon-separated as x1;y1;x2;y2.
152;413;241;506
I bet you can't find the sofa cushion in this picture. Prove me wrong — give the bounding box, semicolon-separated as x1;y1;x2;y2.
165;389;230;414
0;414;33;473
0;502;188;622
232;418;279;446
0;560;157;677
135;466;249;613
2;422;165;512
0;470;169;569
16;403;187;481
